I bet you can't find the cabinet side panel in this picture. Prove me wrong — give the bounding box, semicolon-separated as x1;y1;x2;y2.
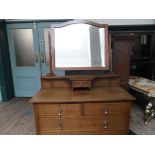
93;77;120;87
33;104;40;134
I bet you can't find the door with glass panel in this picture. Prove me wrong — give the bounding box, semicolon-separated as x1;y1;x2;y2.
37;22;65;76
7;23;41;97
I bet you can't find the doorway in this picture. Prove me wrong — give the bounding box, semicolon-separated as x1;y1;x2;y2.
6;21;65;97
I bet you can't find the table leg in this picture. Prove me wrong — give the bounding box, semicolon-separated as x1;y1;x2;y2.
144;93;155;124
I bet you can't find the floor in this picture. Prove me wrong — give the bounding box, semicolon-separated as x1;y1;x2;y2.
0;98;155;135
0;98;35;135
130;103;155;135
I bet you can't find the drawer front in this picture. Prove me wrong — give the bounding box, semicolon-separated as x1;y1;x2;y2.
84;102;131;116
38;116;129;134
38;117;60;134
72;80;91;88
36;103;81;116
62;116;128;131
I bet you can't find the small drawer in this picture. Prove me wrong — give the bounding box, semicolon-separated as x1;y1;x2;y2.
35;103;81;116
84;102;131;116
72;80;91;89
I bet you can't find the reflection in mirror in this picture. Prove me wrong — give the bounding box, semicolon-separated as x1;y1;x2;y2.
54;24;106;68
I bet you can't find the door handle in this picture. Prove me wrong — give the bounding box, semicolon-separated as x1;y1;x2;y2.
41;52;45;64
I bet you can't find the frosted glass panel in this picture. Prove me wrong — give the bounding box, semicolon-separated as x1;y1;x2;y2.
13;29;35;66
44;28;50;65
54;24;106;68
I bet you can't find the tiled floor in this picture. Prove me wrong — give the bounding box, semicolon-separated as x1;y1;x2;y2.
0;98;155;135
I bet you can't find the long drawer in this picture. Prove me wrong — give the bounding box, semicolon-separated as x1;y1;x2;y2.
37;116;129;134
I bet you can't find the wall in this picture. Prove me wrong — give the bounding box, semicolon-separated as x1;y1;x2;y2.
0;20;14;102
90;19;155;25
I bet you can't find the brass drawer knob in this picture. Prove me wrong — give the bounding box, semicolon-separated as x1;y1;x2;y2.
58;105;61;109
58;109;62;116
103;121;108;129
104;111;108;115
58;126;62;130
104;108;109;115
58;105;62;116
58;120;63;130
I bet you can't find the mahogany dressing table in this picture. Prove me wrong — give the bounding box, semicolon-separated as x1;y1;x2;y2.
30;20;135;135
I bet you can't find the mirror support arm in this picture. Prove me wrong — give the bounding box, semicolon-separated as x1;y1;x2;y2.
48;31;55;76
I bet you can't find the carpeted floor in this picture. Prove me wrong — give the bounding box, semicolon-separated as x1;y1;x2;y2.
0;98;155;135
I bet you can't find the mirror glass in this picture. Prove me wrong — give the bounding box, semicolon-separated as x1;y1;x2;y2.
54;24;108;68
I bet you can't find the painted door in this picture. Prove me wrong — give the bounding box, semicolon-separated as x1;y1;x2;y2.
0;90;2;101
7;23;41;97
37;22;65;76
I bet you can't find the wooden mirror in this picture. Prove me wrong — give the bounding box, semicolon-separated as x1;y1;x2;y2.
50;20;110;71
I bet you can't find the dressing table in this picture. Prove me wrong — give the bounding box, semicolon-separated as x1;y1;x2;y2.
30;20;135;135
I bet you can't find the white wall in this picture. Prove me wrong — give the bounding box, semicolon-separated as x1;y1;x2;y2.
90;19;155;25
0;90;2;102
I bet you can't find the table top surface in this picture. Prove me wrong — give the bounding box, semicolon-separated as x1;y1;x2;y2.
30;86;135;103
129;76;155;96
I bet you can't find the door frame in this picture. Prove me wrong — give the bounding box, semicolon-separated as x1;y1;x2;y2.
0;20;14;102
